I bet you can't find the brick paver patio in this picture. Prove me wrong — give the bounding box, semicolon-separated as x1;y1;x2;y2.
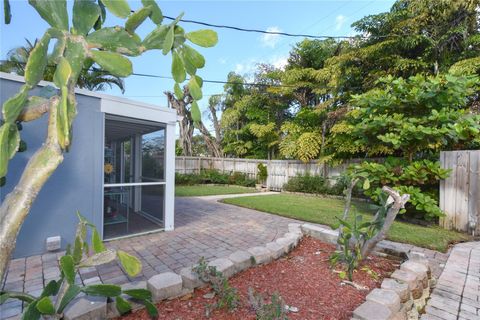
0;194;466;319
0;195;298;319
422;241;480;320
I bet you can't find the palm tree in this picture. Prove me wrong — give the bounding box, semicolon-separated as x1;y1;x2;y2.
1;39;125;93
76;66;125;93
0;39;37;76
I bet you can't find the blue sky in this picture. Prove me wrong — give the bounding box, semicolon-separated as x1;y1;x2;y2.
1;0;395;129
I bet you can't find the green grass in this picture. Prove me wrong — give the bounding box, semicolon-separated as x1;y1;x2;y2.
222;194;470;252
175;185;257;197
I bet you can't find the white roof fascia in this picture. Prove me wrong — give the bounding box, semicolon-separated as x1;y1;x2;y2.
0;72;178;124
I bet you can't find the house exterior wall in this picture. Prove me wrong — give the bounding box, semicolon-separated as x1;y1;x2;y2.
1;73;177;258
1;76;104;258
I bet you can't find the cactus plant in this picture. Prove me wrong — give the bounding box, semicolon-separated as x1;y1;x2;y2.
0;0;217;283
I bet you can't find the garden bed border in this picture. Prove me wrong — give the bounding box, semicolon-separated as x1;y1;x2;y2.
64;223;435;319
301;224;435;320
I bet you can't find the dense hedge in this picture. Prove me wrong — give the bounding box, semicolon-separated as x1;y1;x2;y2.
175;169;256;187
282;174;348;196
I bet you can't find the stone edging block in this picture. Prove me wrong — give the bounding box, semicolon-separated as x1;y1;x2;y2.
301;223;338;245
64;294;107;320
179;267;205;290
248;246;273;265
229;250;254;272
266;241;285;259
352;249;434;320
147;272;183;302
208;258;236;278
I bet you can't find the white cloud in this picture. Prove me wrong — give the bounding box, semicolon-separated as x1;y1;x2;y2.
234;60;257;76
271;56;288;70
218;58;227;64
234;55;288;77
261;26;282;48
335;15;347;30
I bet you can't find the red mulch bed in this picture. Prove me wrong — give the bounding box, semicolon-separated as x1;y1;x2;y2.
120;236;398;320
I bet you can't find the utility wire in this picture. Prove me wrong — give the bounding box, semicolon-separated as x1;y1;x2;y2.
0;60;359;90
163;15;378;39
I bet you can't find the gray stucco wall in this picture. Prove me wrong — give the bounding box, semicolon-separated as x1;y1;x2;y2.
0;77;104;258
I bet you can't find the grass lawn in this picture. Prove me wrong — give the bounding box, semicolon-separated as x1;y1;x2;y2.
222;194;470;252
175;185;257;197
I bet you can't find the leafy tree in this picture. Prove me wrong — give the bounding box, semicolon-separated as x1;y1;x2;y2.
328;0;480;91
0;0;217;284
221;67;291;159
287;38;340;70
271;39;349;162
327;74;479;219
1;39;126;93
327;74;479;161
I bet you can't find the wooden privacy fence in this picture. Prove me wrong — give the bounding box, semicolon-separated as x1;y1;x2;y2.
440;150;480;234
175;156;366;191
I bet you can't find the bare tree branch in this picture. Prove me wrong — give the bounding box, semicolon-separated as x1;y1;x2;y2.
360;186;410;258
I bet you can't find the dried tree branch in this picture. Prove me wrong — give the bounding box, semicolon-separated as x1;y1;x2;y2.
360;186;410;258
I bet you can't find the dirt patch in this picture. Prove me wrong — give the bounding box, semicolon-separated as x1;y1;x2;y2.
120;236;397;320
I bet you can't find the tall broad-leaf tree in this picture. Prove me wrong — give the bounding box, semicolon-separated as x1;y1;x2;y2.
272;38;347;162
326;74;480;219
221;67;291;159
327;0;480;91
0;0;217;282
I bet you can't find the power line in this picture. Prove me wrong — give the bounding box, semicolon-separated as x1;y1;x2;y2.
163;15;378;39
0;60;360;91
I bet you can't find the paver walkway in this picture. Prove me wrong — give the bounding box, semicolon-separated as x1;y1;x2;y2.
0;193;458;319
0;194;297;319
422;241;480;320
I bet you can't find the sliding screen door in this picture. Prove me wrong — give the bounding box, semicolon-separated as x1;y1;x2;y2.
103;115;166;239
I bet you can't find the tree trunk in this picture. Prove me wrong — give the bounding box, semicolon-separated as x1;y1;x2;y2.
360;186;410;258
197;121;222;158
0;99;63;281
208;101;222;151
165;90;194;156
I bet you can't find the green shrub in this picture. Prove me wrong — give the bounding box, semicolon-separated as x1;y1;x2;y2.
283;174;342;195
175;169;255;187
175;172;202;185
348;158;450;220
257;163;268;184
229;171;256;187
201;169;230;184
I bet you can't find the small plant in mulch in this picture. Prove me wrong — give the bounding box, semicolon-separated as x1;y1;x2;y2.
330;179;410;285
247;288;289;320
192;257;240;315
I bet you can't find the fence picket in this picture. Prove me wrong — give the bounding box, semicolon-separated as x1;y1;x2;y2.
440;150;480;233
175;156;366;191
